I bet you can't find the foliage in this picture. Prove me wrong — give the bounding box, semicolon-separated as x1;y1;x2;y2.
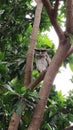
0;0;73;130
40;87;73;130
0;77;39;129
1;81;73;130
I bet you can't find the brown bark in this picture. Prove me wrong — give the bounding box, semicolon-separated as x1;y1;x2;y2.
8;113;21;130
24;0;43;87
28;69;46;89
53;0;60;18
66;0;73;33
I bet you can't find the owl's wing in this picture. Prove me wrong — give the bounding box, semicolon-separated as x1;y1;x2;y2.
46;54;51;66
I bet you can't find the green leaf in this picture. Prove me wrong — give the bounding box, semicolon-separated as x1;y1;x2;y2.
21;87;28;94
68;33;73;45
3;84;15;93
0;61;9;72
45;123;52;130
67;113;73;122
49;111;53;118
37;34;53;48
16;100;25;116
0;52;4;60
69;63;73;71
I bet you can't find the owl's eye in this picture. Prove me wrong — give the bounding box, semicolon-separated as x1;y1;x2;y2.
41;50;46;52
35;48;47;55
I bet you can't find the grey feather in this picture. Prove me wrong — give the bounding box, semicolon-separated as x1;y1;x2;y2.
35;48;51;72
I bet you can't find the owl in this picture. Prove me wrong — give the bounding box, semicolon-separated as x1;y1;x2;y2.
35;48;51;72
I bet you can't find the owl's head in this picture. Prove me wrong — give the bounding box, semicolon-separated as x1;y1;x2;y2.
35;48;47;58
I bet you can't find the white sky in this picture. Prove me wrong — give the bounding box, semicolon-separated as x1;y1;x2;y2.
54;65;73;95
48;28;73;95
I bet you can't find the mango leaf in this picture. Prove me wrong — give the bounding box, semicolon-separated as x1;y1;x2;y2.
21;87;28;93
45;123;52;130
69;63;73;71
3;84;15;93
0;61;9;72
67;113;73;122
37;34;53;48
0;52;4;60
68;33;73;45
16;100;25;116
49;111;53;118
29;90;40;99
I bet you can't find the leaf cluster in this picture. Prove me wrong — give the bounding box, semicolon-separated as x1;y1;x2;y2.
40;87;73;130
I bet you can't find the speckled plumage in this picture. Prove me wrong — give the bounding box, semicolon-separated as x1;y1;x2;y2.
35;48;51;72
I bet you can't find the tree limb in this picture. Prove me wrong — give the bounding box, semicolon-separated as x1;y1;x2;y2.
42;0;65;40
53;0;60;18
24;0;43;87
66;46;73;57
28;69;47;89
64;125;73;130
66;0;73;33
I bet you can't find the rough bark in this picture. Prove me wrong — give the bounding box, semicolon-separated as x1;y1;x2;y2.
66;0;73;33
24;0;43;87
8;113;21;130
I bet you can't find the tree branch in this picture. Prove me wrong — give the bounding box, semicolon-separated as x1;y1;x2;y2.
64;125;73;130
28;69;47;89
53;0;60;18
66;0;73;33
24;0;43;87
66;46;73;57
42;0;65;40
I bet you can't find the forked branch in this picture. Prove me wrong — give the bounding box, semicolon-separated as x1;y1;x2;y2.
42;0;65;40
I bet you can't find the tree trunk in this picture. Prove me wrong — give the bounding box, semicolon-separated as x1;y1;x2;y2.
8;113;21;130
24;0;43;87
